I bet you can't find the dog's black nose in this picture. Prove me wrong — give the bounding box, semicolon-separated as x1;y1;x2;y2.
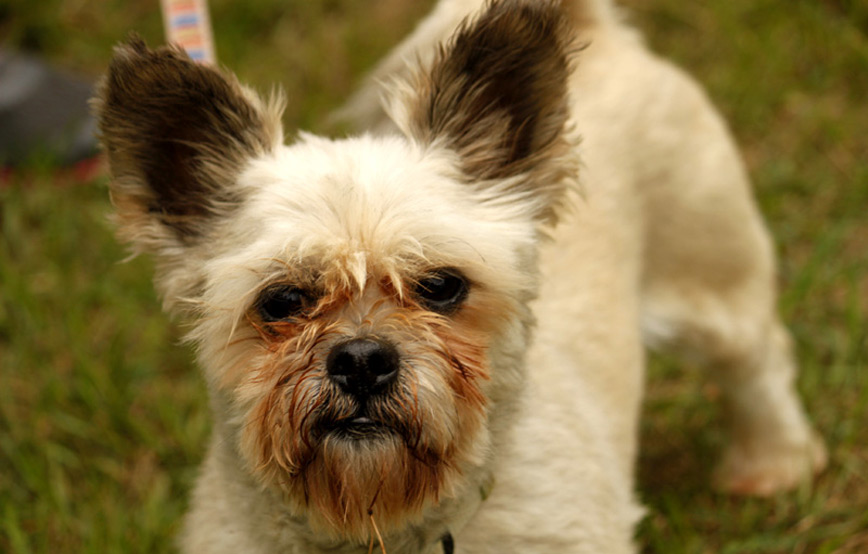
326;337;400;398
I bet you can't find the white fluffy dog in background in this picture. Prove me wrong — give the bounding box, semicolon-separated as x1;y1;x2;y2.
95;0;825;552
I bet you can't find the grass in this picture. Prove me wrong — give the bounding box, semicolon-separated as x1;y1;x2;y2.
1;0;865;552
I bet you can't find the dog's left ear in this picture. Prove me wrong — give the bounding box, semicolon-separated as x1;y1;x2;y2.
94;36;283;253
393;0;577;223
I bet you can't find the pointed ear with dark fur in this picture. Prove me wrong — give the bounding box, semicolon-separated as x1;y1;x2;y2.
392;0;578;224
94;36;284;252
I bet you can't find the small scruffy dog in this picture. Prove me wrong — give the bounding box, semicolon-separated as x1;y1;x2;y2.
95;0;826;552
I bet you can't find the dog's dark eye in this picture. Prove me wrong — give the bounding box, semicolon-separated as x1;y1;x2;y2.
414;270;468;314
256;285;312;321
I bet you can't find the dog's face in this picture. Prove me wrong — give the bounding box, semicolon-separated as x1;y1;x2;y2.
96;0;575;541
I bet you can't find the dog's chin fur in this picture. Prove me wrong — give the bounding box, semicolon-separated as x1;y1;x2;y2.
95;0;825;551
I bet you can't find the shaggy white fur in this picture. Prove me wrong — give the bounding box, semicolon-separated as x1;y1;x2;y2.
95;1;825;552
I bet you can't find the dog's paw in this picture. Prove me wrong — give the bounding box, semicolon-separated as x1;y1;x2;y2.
712;432;827;496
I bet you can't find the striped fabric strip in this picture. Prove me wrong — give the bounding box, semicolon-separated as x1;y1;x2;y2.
160;0;216;64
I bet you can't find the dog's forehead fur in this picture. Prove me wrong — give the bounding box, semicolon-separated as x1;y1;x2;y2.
206;133;541;301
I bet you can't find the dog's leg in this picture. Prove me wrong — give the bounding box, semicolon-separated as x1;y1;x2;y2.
636;70;826;496
707;318;828;496
645;285;827;496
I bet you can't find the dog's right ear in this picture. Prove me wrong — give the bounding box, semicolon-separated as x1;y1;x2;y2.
389;0;578;225
94;36;283;253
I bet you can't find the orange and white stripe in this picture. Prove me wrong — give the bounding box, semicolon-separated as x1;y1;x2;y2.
160;0;216;64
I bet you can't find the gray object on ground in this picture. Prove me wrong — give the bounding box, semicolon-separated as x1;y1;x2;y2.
0;50;97;167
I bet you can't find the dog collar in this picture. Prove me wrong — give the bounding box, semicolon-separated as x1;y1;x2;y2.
440;532;455;554
431;472;494;553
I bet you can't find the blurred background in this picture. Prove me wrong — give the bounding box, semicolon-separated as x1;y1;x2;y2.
0;0;865;552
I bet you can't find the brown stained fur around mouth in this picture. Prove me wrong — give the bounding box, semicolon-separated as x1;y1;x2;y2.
237;294;491;540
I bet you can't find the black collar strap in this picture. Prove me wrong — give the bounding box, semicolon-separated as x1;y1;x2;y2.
435;472;493;553
441;532;455;554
